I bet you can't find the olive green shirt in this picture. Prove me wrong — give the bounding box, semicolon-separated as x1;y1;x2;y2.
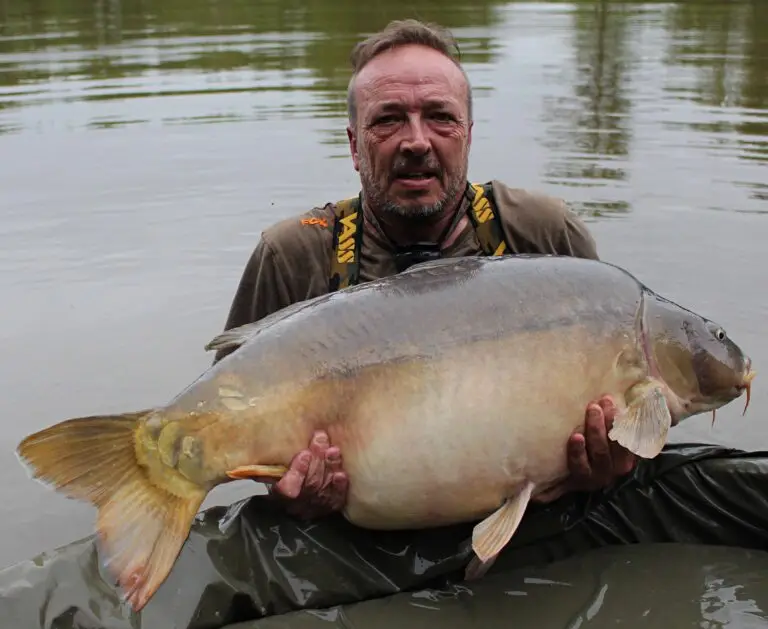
215;180;598;362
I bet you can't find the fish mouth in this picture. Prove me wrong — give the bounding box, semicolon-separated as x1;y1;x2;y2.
737;363;756;416
709;361;756;428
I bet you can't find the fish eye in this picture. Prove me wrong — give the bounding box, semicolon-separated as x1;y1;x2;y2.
714;327;727;341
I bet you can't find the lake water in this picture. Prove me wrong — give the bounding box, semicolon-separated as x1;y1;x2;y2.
1;0;766;601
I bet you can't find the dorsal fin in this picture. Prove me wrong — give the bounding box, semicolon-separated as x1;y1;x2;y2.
204;292;332;353
204;322;264;352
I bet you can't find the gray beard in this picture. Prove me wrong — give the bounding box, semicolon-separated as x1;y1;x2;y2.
378;197;446;218
360;171;466;220
356;148;468;220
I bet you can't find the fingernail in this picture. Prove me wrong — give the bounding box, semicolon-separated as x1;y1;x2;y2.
313;431;329;447
587;406;600;420
570;431;586;444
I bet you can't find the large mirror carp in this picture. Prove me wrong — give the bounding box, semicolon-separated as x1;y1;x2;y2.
16;255;756;612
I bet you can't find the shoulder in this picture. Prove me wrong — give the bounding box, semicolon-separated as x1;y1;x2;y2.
259;204;336;261
483;179;599;259
486;180;572;229
240;197;363;303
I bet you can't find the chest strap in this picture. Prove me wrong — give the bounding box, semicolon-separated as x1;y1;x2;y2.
329;182;508;291
328;194;364;292
467;182;509;257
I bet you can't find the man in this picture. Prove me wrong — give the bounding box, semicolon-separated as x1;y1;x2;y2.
216;19;637;519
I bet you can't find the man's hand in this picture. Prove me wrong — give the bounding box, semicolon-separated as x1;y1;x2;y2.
269;430;349;519
567;395;637;490
534;395;638;503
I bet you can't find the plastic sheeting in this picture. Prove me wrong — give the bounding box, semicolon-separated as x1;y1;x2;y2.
1;443;767;629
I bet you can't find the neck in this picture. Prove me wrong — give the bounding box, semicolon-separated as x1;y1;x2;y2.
365;190;465;247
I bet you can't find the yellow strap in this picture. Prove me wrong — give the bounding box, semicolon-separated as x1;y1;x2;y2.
329;195;363;291
329;183;509;291
468;182;508;256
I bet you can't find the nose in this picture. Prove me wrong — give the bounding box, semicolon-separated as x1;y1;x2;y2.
400;116;430;155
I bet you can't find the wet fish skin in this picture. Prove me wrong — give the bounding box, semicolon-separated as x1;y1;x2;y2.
15;255;755;612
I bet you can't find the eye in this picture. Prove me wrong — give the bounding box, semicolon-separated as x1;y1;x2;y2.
714;328;726;341
373;114;399;126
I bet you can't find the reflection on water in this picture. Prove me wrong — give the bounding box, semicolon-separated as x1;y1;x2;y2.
539;1;635;216
561;545;768;627
0;0;505;138
2;1;767;212
662;2;768;208
1;1;766;209
0;0;768;610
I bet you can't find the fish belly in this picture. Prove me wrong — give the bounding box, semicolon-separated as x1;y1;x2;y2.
334;327;637;530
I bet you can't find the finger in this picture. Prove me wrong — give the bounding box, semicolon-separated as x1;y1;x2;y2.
290;450;312;476
327;472;349;510
317;447;343;493
585;403;612;481
274;451;311;499
598;395;617;418
313;468;349;510
309;430;330;456
325;446;342;473
566;432;591;482
304;461;324;494
331;471;348;491
304;432;330;493
598;395;618;431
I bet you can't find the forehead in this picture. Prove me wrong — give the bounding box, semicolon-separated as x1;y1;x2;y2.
354;44;468;114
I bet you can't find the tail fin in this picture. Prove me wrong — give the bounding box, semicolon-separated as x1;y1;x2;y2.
16;411;207;612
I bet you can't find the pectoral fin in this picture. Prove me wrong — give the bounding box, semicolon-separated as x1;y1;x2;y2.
226;465;288;481
608;380;672;459
465;480;535;580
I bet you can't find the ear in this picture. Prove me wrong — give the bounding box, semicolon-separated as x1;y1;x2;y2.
468;120;473;147
347;125;360;172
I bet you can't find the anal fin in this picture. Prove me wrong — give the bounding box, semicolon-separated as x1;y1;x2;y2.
609;379;672;459
226;464;288;482
465;480;535;580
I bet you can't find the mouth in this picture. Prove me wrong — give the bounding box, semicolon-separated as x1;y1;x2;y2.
738;368;756;416
392;169;440;185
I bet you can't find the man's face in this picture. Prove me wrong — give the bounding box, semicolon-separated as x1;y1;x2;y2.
347;44;473;219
